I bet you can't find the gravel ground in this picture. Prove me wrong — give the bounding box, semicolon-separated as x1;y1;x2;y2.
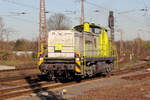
8;68;150;100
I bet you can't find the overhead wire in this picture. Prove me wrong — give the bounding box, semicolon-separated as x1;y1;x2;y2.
0;0;38;24
86;0;149;27
84;0;150;40
2;15;38;25
85;0;111;12
1;0;55;16
1;0;149;28
1;0;39;10
0;0;40;25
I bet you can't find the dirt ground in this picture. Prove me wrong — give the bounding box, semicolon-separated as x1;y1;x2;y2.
69;74;150;100
8;68;150;100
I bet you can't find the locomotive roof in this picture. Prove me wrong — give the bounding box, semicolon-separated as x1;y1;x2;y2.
73;23;107;31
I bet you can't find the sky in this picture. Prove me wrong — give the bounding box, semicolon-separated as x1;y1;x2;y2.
0;0;150;41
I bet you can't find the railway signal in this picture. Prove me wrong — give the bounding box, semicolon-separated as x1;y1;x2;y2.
108;11;114;42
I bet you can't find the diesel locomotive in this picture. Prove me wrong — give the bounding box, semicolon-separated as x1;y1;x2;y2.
38;22;117;81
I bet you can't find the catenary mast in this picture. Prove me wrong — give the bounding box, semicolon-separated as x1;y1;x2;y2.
38;0;47;53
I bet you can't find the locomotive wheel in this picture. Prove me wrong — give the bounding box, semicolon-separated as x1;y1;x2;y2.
103;63;114;76
46;71;53;81
96;62;107;76
47;74;52;80
102;63;110;77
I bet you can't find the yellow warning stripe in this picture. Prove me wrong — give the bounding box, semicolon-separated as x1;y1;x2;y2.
147;68;150;71
75;58;81;73
75;66;81;73
76;59;80;66
38;58;44;66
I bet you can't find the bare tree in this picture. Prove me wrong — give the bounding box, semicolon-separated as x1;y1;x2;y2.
0;17;16;51
5;28;17;51
0;17;7;50
47;13;71;31
0;17;5;41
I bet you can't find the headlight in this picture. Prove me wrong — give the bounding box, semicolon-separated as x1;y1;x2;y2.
76;58;80;61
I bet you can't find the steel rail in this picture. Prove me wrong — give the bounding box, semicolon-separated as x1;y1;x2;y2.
0;67;36;73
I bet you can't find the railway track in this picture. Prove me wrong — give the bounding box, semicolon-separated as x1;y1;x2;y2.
0;74;43;82
0;67;36;73
111;62;150;75
1;61;149;82
0;61;150;100
0;75;107;100
0;67;40;82
0;81;60;100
